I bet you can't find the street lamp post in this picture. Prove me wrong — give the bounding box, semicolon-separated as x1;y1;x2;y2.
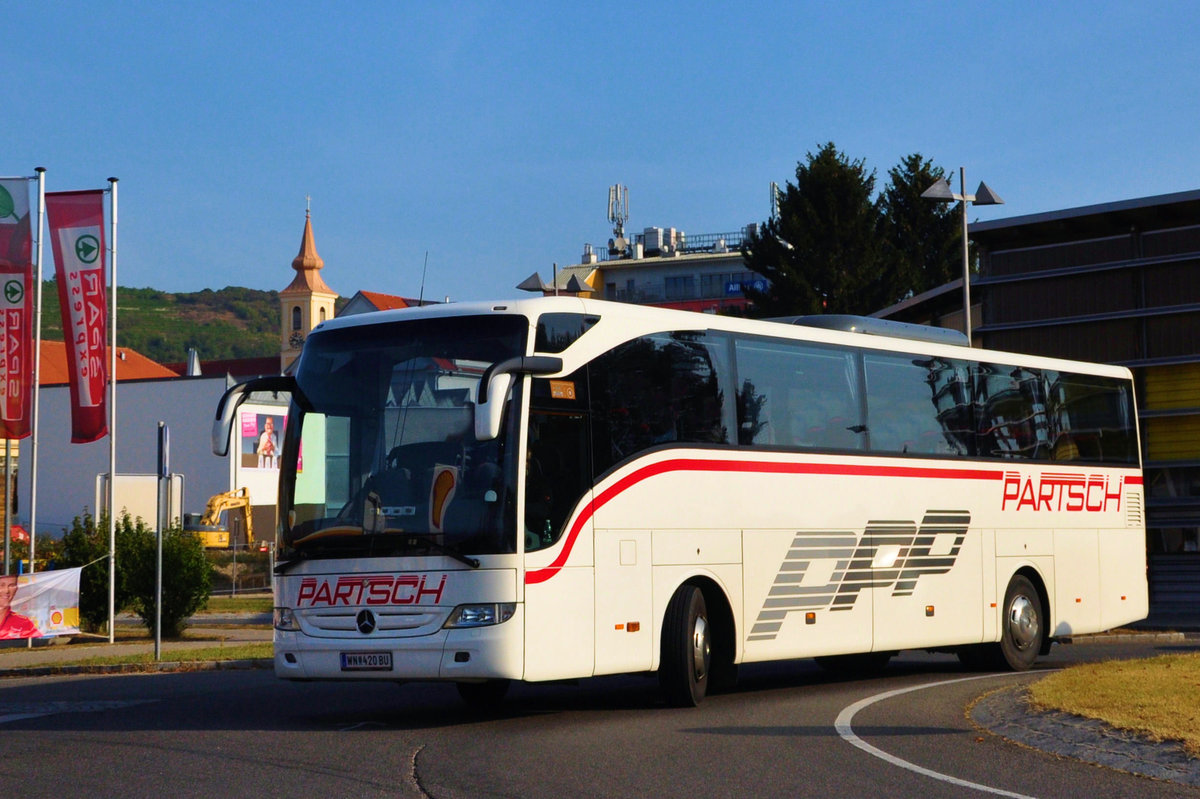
921;167;1004;345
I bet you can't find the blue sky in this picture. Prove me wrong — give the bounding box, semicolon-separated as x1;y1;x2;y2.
6;2;1199;303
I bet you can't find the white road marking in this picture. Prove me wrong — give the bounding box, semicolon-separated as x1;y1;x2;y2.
834;673;1038;799
0;700;154;724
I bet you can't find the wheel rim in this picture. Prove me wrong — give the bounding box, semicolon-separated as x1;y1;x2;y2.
692;614;710;681
1007;594;1039;651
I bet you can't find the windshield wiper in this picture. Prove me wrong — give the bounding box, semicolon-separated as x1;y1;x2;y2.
401;534;480;569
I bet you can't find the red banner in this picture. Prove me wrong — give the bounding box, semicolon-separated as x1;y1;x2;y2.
46;190;108;443
0;178;35;438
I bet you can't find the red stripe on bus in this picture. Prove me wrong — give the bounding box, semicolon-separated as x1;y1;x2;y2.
524;457;1010;585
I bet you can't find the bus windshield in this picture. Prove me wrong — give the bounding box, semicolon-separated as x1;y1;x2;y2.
279;314;527;561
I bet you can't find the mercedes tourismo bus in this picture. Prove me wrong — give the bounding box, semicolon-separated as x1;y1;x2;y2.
213;297;1147;707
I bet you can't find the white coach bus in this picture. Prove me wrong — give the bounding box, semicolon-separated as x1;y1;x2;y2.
213;297;1147;707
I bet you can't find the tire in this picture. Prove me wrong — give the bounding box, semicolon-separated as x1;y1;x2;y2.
456;679;510;709
813;651;892;675
659;585;711;707
959;574;1044;671
997;574;1044;671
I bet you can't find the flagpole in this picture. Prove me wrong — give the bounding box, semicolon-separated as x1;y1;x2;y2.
29;168;45;576
107;177;118;643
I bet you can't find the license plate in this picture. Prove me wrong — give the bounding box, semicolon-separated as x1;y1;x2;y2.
340;651;393;671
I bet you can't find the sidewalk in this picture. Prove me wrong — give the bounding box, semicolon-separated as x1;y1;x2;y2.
0;618;272;675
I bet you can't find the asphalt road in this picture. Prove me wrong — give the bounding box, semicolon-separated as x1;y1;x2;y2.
1;640;1197;799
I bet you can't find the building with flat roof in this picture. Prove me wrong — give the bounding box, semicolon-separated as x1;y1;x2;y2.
556;224;765;314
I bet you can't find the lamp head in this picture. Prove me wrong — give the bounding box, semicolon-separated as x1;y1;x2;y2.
920;178;955;201
973;181;1004;206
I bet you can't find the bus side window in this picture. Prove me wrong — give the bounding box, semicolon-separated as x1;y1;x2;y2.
526;371;592;552
589;331;730;476
975;363;1050;460
525;409;590;552
734;337;863;450
863;353;974;456
1042;370;1138;464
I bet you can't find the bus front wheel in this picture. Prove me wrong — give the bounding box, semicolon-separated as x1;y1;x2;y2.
659;585;710;707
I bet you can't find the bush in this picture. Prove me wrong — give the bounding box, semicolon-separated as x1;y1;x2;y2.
58;511;141;632
123;525;212;638
57;511;212;637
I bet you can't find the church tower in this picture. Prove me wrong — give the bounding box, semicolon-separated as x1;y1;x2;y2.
280;208;338;370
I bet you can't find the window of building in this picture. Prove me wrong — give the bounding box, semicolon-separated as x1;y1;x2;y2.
292;306;302;331
1147;527;1200;553
664;276;695;301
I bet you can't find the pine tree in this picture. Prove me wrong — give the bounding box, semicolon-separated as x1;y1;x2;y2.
878;153;961;297
743;146;960;316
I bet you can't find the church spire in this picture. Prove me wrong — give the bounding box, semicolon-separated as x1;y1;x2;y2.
284;209;333;294
280;205;339;370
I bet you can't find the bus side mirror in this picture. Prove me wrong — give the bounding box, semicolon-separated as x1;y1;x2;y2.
475;373;514;441
212;375;302;456
475;356;563;441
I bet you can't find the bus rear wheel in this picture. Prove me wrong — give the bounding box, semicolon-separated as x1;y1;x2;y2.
959;574;1044;671
998;575;1044;670
659;585;710;707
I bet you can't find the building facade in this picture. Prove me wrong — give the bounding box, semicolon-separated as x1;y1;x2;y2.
559;225;765;314
920;190;1200;613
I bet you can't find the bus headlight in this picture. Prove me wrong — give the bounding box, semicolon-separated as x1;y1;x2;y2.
443;603;516;628
274;607;300;631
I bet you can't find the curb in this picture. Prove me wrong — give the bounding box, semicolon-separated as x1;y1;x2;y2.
1059;631;1188;645
971;683;1200;787
0;658;274;680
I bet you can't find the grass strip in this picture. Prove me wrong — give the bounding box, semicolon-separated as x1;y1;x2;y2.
1028;652;1200;756
198;594;273;614
66;642;274;667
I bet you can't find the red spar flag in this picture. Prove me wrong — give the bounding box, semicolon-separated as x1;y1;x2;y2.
46;190;108;443
0;178;35;438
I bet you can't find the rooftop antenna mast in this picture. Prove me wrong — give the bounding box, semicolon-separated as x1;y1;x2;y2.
418;251;428;305
607;184;629;255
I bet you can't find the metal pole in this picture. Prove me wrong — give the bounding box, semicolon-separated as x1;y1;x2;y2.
30;168;45;574
3;439;9;575
960;166;972;346
107;177;118;643
155;422;166;659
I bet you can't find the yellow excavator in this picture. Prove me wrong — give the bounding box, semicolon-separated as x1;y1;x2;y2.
185;487;254;549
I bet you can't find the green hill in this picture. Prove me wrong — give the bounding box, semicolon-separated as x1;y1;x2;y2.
38;283;282;364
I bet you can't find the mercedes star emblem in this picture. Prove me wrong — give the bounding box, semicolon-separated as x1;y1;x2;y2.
355;609;377;634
